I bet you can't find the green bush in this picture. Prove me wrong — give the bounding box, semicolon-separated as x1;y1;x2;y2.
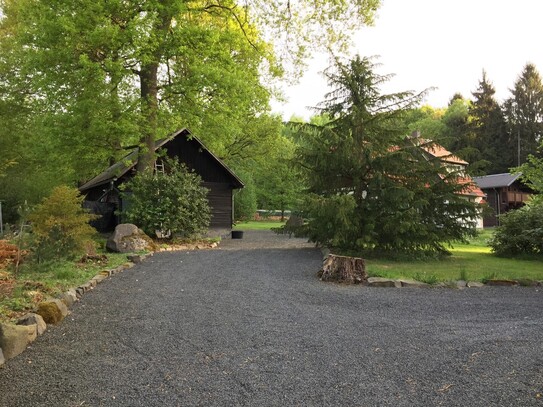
122;158;211;238
27;185;97;262
234;170;257;222
304;194;359;248
489;201;543;256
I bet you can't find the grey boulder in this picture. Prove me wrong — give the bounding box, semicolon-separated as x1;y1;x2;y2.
106;223;155;253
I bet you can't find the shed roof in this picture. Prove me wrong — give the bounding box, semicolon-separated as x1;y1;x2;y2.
79;128;244;192
472;173;522;189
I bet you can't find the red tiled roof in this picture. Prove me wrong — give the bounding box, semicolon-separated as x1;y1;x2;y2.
420;143;468;165
456;177;486;198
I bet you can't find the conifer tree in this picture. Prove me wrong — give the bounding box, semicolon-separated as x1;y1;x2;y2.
294;56;479;256
504;63;543;166
469;71;509;174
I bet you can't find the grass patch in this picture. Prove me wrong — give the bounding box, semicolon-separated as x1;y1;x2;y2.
233;220;286;230
366;230;543;283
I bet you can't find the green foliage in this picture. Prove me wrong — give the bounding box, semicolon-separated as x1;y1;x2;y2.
489;201;543;256
252;134;304;219
405;105;446;138
517;154;543;198
504;63;543;166
0;0;380;185
294;56;479;256
27;186;97;262
491;135;543;257
122;159;210;238
303;194;359;249
468;71;509;174
233;170;258;222
413;272;439;285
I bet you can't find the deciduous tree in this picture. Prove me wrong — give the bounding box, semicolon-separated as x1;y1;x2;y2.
0;0;380;173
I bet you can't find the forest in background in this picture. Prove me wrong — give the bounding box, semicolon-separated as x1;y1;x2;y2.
0;0;542;227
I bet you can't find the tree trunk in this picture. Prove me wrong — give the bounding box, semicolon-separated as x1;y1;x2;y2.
136;10;172;173
318;254;367;284
137;61;159;173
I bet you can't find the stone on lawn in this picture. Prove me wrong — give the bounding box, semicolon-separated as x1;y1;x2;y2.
60;289;78;307
0;323;37;360
106;224;155;253
36;299;69;325
399;279;430;288
367;277;397;287
17;313;47;335
126;254;145;264
485;279;519;287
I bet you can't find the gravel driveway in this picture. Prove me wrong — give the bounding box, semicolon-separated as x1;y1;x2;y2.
1;231;542;406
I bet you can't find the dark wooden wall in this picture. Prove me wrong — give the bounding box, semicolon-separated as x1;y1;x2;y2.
204;182;233;229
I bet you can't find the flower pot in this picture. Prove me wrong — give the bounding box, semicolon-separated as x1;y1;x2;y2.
231;230;244;239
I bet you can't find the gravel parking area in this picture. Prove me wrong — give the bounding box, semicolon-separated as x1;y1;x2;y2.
1;231;542;406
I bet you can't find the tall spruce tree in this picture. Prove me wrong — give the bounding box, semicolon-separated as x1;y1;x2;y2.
504;63;543;166
469;70;509;174
294;56;479;255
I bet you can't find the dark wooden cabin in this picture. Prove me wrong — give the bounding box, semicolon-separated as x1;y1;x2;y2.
473;173;534;227
79;128;244;235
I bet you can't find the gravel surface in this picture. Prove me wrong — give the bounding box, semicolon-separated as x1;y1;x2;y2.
1;231;542;406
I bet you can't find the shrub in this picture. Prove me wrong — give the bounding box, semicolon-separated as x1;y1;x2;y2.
122;158;210;238
489;201;543;256
28;186;97;262
303;194;359;248
233;170;257;222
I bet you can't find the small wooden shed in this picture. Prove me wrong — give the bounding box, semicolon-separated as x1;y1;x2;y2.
79;129;244;235
473;173;534;227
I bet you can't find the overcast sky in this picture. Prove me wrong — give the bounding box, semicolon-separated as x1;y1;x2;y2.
271;0;543;120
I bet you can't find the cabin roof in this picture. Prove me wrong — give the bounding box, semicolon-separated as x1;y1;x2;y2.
79;128;244;192
472;173;523;189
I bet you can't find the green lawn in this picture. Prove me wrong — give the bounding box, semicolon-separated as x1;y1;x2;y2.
366;230;543;283
232;224;543;283
233;220;285;230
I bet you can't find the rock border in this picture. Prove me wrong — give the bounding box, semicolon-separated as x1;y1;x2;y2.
0;240;221;367
0;252;154;366
365;277;542;288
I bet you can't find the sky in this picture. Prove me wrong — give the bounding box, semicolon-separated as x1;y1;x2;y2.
271;0;543;120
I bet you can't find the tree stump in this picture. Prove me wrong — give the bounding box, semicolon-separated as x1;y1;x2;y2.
318;254;367;284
